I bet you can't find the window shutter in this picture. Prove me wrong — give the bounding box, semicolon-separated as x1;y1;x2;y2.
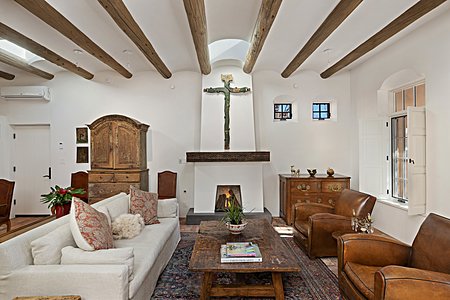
359;119;386;197
407;106;426;215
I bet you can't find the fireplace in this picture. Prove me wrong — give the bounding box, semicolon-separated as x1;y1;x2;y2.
215;185;242;212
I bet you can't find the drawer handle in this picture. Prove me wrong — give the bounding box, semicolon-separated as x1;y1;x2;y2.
297;184;310;191
328;184;342;192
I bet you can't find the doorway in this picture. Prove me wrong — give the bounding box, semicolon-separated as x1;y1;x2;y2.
11;125;51;216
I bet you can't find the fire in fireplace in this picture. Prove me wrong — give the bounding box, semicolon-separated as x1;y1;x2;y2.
215;185;242;212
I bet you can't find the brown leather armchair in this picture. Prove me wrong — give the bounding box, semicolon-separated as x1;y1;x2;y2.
338;213;450;300
294;189;376;258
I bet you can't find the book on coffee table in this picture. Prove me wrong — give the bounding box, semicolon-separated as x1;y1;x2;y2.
220;243;262;263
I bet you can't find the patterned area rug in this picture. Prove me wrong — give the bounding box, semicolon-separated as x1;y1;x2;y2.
151;232;340;299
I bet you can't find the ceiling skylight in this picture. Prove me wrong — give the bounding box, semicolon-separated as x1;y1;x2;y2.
0;39;44;64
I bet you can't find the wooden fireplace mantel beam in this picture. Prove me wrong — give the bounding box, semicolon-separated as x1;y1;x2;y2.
97;0;172;79
243;0;283;74
281;0;362;78
0;23;94;80
15;0;132;79
320;0;447;79
183;0;211;75
0;49;54;80
0;69;15;80
186;151;270;162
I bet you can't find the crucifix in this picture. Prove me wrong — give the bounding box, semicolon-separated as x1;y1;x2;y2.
203;74;251;150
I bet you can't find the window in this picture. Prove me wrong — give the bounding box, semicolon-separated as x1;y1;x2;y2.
274;103;292;120
390;82;425;204
391;116;408;202
393;83;425;112
312;103;330;120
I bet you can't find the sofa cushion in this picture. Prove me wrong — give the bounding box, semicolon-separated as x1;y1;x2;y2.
30;224;76;265
130;186;159;225
70;198;114;251
344;262;379;300
61;246;134;281
114;217;179;298
104;194;130;221
157;198;178;218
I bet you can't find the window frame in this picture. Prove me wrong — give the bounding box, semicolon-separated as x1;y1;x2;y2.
312;102;331;120
273;103;292;121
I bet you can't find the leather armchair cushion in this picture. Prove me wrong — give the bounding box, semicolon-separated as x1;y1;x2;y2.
334;189;376;217
294;203;333;222
375;266;450;299
344;262;379;300
294;220;309;237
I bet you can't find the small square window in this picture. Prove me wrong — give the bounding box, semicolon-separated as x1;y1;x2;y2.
312;103;330;120
274;103;292;120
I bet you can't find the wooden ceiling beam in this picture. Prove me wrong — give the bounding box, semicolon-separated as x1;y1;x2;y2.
0;49;54;80
183;0;210;75
14;0;132;78
0;70;15;80
282;0;362;78
243;0;283;74
98;0;172;78
321;0;447;79
0;23;94;80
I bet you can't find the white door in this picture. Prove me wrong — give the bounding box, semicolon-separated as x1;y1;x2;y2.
11;125;51;216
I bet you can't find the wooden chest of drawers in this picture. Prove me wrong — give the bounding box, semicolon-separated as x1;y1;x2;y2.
88;169;148;204
279;174;350;225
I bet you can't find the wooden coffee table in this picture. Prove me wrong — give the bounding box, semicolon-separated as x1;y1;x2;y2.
189;219;301;299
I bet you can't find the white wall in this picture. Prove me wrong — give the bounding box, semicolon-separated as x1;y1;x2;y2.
0;70;202;216
252;70;356;215
352;8;450;243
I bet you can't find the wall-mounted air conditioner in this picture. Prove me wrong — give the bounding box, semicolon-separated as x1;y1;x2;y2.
0;86;51;101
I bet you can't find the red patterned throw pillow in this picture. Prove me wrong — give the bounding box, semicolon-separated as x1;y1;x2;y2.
69;198;114;251
129;186;159;225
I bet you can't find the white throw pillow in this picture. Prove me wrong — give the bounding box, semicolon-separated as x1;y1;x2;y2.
106;195;130;221
31;225;76;265
112;214;145;240
61;246;134;281
69;198;114;251
157;198;178;218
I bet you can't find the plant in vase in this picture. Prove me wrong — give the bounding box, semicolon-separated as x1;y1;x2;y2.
40;185;85;218
222;199;247;235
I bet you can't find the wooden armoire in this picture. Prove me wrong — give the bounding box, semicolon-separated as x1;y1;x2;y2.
87;115;149;204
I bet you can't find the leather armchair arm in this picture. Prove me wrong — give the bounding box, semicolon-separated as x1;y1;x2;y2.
307;213;352;257
337;234;410;277
294;203;334;222
375;266;450;299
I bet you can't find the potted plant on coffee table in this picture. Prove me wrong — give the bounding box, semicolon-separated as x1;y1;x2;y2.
223;200;248;235
41;185;85;218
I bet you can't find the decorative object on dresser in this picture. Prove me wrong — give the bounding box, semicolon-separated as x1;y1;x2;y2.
279;173;350;225
326;167;335;176
157;171;177;199
87;115;149;204
294;189;376;258
338;213;450;300
307;168;317;176
0;179;15;232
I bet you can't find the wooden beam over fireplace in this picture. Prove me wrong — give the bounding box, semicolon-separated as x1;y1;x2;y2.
186;151;270;162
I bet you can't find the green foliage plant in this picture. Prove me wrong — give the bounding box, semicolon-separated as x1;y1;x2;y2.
40;185;85;208
223;200;245;225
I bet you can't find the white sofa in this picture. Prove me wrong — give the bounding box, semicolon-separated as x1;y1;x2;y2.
0;192;181;300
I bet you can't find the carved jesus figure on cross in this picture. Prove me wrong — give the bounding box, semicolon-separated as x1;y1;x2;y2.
203;74;251;150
